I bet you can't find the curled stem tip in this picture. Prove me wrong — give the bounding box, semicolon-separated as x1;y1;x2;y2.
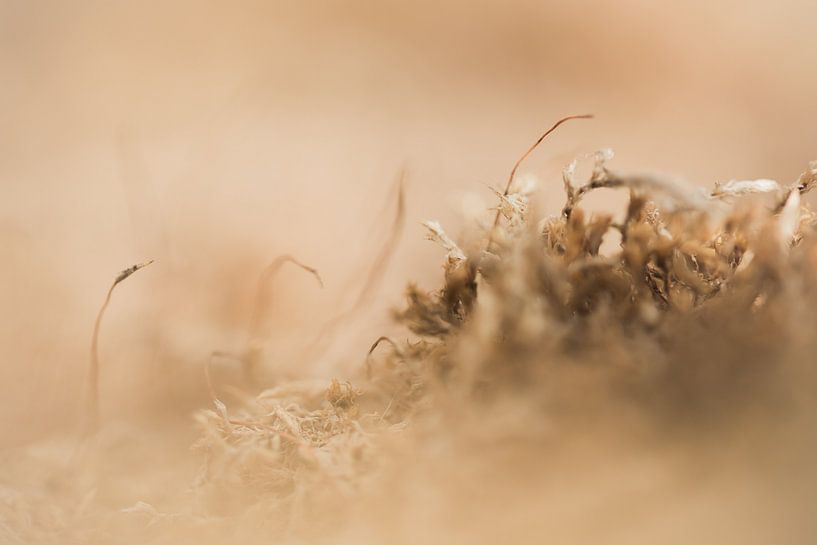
366;336;401;378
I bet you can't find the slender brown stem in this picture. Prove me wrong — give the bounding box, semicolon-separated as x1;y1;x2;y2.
304;170;407;362
488;114;593;250
247;255;323;342
365;335;401;379
242;255;323;382
86;260;154;435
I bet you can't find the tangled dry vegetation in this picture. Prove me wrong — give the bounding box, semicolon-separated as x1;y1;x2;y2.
188;147;817;542
4;122;817;544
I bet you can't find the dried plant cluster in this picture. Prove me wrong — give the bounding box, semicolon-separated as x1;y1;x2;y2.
397;153;817;423
4;137;817;544
185;152;817;541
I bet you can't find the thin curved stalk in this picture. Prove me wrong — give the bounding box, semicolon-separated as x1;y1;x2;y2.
242;255;323;382
86;260;154;434
487;114;593;250
303;170;406;363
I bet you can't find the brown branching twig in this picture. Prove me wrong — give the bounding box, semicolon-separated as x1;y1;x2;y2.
86;260;154;434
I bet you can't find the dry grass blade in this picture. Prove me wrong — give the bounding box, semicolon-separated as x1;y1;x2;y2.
86;259;154;434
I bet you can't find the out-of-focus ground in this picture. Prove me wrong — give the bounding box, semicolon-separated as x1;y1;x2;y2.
1;0;816;522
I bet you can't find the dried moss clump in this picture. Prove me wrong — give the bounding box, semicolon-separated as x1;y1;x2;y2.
189;153;817;542
395;155;817;424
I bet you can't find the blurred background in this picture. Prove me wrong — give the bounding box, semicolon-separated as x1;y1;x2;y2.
2;0;816;444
